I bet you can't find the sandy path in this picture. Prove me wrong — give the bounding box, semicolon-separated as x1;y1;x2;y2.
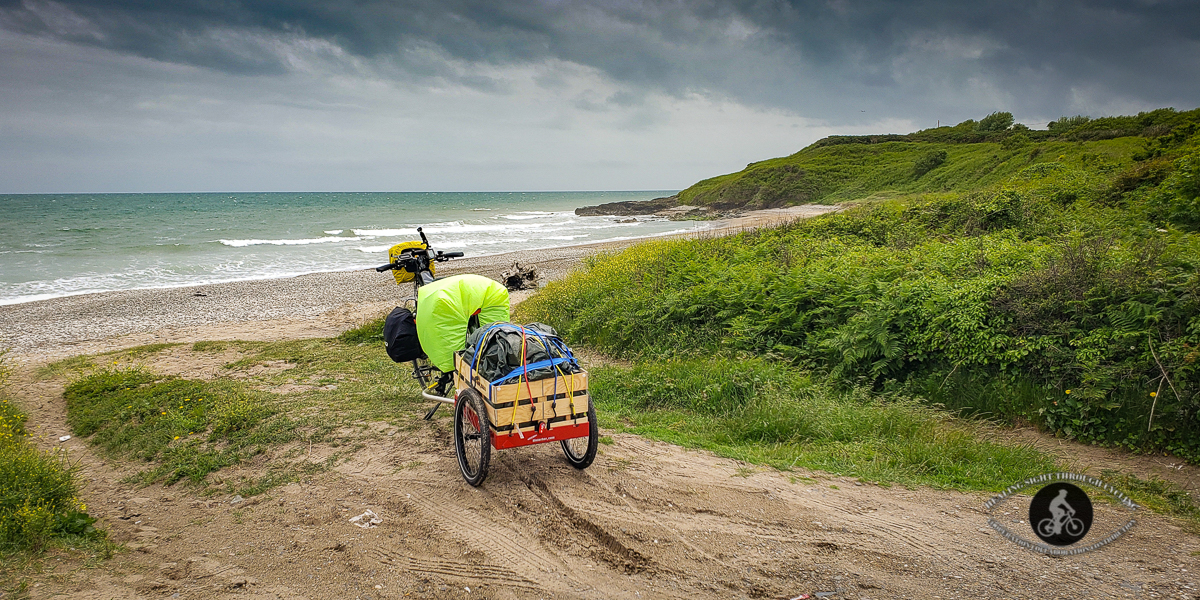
10;360;1199;600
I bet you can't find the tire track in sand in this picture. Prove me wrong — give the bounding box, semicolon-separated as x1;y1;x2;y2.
368;550;542;590
394;482;575;594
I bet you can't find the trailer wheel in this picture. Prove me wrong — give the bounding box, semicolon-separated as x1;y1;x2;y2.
455;387;491;486
561;404;598;469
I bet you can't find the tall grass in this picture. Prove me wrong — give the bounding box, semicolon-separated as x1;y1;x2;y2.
591;357;1055;490
0;352;94;553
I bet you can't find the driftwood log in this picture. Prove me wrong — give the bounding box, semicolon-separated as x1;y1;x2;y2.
501;262;538;291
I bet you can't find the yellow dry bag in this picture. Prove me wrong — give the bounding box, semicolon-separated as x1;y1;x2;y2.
388;241;434;285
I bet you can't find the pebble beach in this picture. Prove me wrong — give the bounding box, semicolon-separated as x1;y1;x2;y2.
0;241;619;360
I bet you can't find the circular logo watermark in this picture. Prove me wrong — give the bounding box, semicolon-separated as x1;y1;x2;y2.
1028;482;1093;546
983;473;1137;556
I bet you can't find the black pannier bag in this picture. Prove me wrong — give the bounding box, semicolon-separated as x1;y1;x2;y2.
384;307;423;363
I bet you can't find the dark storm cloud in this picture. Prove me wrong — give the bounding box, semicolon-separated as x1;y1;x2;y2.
756;1;1200;91
2;0;1198;121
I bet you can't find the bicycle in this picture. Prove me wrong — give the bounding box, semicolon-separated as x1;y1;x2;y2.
375;227;462;418
1037;513;1085;538
375;227;597;486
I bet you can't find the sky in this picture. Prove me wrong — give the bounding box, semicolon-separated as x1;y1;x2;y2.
1;0;1198;194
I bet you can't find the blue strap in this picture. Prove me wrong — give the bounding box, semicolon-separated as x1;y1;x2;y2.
470;322;511;372
523;327;578;370
491;357;574;386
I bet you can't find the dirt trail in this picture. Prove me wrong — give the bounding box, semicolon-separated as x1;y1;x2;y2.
5;276;1200;599
9;357;1200;600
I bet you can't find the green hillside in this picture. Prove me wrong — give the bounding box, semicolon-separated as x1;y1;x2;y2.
522;107;1200;467
677;108;1199;209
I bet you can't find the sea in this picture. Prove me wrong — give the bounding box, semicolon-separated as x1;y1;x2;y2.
0;191;702;306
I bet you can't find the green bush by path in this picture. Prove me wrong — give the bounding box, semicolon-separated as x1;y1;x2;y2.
589;357;1056;490
912;149;947;178
1;362;95;553
976;111;1015;133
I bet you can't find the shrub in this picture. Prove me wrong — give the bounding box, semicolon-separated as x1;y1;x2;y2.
1000;132;1029;150
1;356;93;552
977;111;1015;132
0;396;26;454
1148;151;1200;231
0;443;89;551
1049;115;1091;132
1110;158;1172;198
913;149;948;178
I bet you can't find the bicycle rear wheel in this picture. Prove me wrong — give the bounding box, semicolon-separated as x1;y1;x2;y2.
454;387;491;486
1037;518;1056;537
561;403;598;469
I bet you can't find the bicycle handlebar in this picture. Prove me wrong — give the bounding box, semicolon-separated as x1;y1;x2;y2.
373;230;464;273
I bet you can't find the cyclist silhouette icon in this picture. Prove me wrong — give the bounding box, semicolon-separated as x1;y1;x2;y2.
1039;488;1085;537
1029;482;1093;545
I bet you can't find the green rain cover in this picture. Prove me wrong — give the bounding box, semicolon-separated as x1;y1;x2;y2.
416;274;511;371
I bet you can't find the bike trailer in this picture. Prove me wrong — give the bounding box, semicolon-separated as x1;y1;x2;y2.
453;342;591;450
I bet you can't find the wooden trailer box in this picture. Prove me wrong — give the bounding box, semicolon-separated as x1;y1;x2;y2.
453;353;591;449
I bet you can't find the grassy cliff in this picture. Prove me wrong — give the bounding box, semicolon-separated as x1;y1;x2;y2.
676;108;1199;209
522;107;1200;464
